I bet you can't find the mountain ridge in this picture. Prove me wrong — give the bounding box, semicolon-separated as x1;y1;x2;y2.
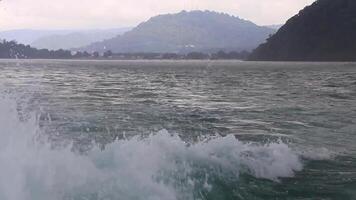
81;10;275;53
31;28;131;50
249;0;356;61
0;28;131;49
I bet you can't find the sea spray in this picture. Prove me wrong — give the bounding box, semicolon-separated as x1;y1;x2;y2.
0;96;305;200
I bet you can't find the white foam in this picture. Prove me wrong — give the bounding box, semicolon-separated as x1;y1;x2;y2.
298;147;335;160
0;96;306;200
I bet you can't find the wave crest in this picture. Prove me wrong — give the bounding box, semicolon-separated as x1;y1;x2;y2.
0;96;305;200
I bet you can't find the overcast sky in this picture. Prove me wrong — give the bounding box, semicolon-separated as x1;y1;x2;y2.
0;0;315;30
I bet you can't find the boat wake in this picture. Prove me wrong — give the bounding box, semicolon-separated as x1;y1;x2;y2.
0;95;328;200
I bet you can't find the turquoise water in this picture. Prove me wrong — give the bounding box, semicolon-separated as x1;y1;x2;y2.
0;60;355;199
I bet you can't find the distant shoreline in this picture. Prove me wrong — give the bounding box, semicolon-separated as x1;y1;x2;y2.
0;58;245;62
1;58;356;63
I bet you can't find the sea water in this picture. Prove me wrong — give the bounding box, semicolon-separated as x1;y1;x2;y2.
0;60;355;200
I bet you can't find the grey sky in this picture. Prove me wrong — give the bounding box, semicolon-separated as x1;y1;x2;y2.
0;0;315;30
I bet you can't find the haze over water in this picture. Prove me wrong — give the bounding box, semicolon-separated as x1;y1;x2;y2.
0;60;355;199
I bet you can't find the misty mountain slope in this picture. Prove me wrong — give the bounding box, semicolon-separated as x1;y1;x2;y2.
82;10;275;53
0;30;73;45
249;0;356;61
31;28;131;50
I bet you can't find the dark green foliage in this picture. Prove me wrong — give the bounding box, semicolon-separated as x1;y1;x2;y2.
249;0;356;61
103;50;113;58
162;53;180;59
105;50;249;60
186;52;210;60
92;51;100;58
0;40;249;60
0;40;72;59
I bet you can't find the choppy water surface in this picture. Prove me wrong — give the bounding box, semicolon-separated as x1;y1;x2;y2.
0;60;355;200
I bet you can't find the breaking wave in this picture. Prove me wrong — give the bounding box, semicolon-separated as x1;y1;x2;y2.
0;95;308;200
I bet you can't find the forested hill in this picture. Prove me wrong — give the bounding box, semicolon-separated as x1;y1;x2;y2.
249;0;356;61
0;40;73;59
81;10;274;53
0;40;249;60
